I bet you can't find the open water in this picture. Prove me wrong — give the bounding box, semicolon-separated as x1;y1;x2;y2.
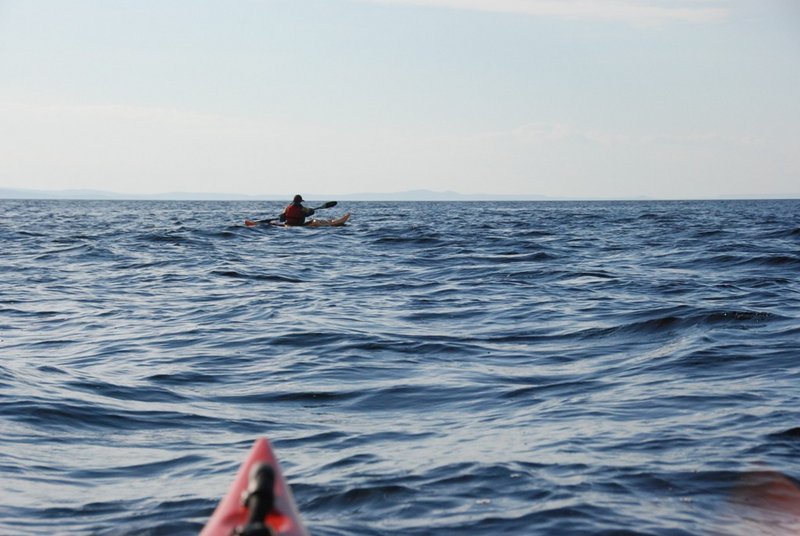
1;199;799;535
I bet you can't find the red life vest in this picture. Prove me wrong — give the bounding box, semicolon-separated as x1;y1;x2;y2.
284;203;305;226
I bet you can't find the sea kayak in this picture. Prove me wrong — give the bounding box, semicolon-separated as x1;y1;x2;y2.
245;213;350;228
201;438;308;536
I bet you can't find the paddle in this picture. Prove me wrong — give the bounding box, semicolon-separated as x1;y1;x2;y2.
245;201;338;227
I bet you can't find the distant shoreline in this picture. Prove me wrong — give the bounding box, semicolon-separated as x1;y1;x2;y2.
0;188;797;202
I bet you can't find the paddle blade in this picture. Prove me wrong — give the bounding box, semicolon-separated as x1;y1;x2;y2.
318;201;337;209
244;220;257;227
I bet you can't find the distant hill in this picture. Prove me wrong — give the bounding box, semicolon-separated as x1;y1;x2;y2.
1;188;118;200
336;190;550;201
0;187;549;201
0;188;267;200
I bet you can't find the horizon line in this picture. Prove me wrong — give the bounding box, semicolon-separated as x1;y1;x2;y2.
1;187;798;202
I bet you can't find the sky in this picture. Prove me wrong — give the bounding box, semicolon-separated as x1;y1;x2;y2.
0;0;798;199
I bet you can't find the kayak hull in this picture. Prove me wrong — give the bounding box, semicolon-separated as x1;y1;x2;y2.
303;212;350;227
201;438;308;536
245;212;350;228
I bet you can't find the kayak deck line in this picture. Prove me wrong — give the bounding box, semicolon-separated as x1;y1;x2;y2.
201;438;308;536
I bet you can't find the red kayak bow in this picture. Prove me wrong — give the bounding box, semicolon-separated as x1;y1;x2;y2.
201;438;308;536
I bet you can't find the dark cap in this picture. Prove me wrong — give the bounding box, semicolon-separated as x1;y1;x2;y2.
293;194;303;203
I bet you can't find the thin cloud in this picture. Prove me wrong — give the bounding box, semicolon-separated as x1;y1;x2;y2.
355;0;730;25
460;121;768;154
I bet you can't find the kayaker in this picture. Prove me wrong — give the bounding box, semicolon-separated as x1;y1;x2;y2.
280;194;315;226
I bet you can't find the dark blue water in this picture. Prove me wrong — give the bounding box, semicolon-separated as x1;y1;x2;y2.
1;199;799;535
